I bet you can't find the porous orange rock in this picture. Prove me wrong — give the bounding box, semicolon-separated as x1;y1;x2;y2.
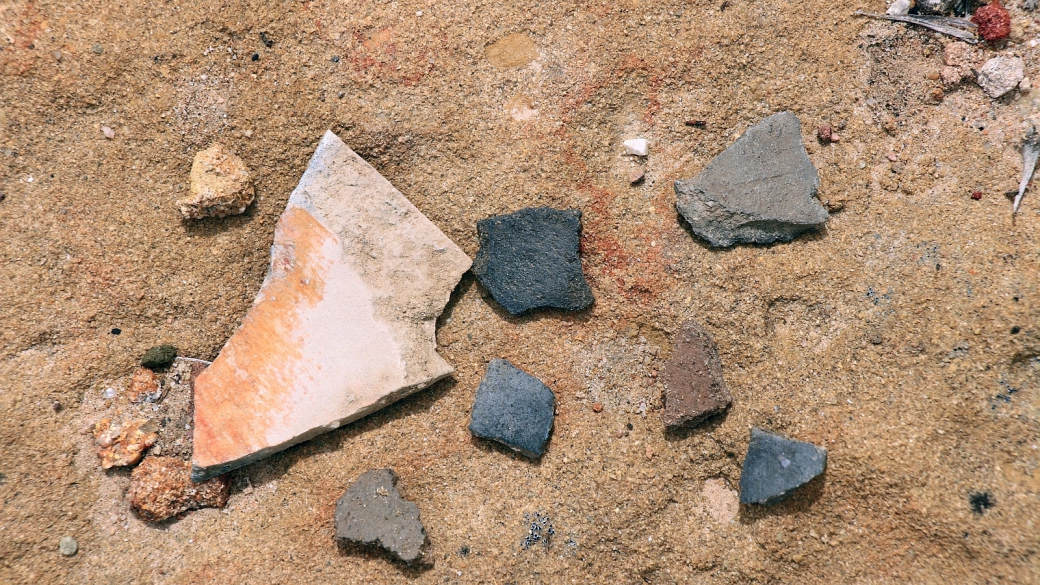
127;368;161;403
94;418;158;469
128;457;229;522
191;131;471;481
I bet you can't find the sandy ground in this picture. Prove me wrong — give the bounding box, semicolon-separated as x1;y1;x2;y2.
1;0;1039;583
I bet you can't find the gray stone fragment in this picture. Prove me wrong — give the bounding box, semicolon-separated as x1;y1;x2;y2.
675;111;828;247
739;427;827;505
977;56;1024;99
468;359;555;458
472;207;594;315
58;536;78;556
334;469;428;564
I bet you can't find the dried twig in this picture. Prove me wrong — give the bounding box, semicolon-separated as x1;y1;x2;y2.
1016;129;1040;213
854;10;979;43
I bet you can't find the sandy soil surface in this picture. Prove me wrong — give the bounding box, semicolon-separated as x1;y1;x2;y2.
2;0;1039;583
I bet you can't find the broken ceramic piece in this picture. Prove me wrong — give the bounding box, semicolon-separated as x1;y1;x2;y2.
335;469;429;564
739;427;827;505
468;358;555;458
661;320;732;428
472;207;594;315
675;111;828;247
191;131;471;481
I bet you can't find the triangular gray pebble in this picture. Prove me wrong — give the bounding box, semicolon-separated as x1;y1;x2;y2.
675;111;828;247
739;427;827;505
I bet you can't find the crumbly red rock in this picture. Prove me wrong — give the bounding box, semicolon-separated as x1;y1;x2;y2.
128;457;229;522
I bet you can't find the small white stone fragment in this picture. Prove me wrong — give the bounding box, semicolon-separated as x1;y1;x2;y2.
887;0;911;15
623;138;648;156
102;126;115;139
977;56;1025;99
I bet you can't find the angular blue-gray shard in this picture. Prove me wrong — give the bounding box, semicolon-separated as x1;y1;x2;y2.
739;427;827;505
468;359;555;458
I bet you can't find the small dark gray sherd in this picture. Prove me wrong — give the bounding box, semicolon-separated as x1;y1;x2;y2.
739;427;827;505
334;469;428;564
469;359;555;458
675;111;828;247
472;207;594;315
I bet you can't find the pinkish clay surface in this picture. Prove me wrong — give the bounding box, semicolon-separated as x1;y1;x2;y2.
191;131;471;481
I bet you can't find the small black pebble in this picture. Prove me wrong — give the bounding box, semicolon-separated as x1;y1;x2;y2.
52;402;63;413
251;53;259;61
331;56;340;62
458;546;470;557
1013;296;1019;302
111;328;121;335
936;263;941;271
969;491;995;514
1011;326;1021;335
626;422;633;431
0;193;6;202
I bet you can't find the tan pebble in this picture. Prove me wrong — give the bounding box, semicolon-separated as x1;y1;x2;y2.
592;402;604;413
177;143;255;219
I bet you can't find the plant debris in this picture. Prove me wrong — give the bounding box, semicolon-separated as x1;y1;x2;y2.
1015;128;1040;213
854;10;978;43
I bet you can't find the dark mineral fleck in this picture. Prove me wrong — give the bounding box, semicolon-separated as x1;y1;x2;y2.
520;512;554;550
969;491;995;514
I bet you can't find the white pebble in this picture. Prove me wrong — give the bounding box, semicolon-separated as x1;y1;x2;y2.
102;387;117;399
887;0;911;15
102;126;115;139
623;138;648;156
416;10;423;16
